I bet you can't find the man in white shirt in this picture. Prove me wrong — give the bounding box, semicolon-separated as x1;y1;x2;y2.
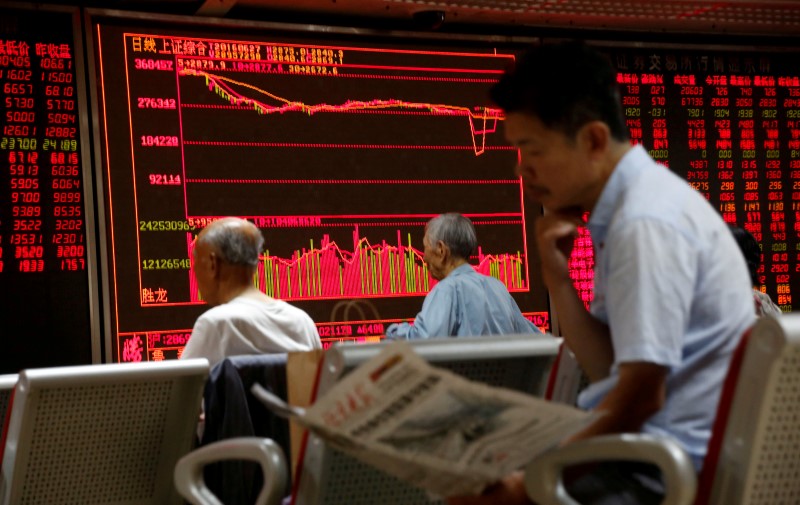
181;217;321;367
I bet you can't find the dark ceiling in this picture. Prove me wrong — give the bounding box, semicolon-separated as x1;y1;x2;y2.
79;0;800;39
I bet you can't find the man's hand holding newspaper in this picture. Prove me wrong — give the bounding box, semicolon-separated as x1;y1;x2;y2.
252;341;596;498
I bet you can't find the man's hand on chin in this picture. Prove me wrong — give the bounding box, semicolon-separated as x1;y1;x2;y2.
446;471;532;505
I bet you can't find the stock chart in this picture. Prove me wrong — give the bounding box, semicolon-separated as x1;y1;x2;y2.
94;23;550;361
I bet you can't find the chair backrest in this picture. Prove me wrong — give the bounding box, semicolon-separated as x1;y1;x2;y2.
0;359;209;505
201;353;291;505
697;314;800;505
543;344;583;405
292;333;561;505
0;376;17;429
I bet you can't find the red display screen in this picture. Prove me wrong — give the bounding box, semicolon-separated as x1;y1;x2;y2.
0;6;93;372
568;45;800;310
93;21;551;361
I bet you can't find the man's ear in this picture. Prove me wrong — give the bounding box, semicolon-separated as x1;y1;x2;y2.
437;240;450;261
579;120;611;159
208;251;222;279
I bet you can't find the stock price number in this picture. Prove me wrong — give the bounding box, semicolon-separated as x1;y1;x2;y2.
1;138;37;150
42;72;73;83
42;138;77;151
141;136;178;147
137;97;176;109
12;219;42;232
16;245;44;259
134;59;174;71
3;125;33;136
0;54;30;68
11;191;40;204
61;258;85;271
41;58;72;70
19;260;45;273
287;64;336;75
12;206;41;217
163;333;190;346
54;205;82;217
53;192;81;203
46;99;74;111
9;234;42;245
139;220;194;231
318;324;354;337
56;245;84;258
355;323;384;335
3;83;34;95
9;177;38;190
50;152;78;164
4;69;31;81
149;174;182;185
52;233;82;244
142;258;191;270
52;178;80;189
47;113;75;125
6;111;35;123
55;219;82;231
44;127;76;138
5;97;34;109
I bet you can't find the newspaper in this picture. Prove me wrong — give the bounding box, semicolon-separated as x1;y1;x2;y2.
252;341;596;497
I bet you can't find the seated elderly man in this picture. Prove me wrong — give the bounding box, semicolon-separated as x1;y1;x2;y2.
386;213;541;339
181;217;321;367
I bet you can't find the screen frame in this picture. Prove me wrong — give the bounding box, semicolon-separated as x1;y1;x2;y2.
83;8;550;361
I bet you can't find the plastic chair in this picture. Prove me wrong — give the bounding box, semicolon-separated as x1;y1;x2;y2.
0;359;209;505
200;354;292;504
524;433;697;505
523;314;800;505
174;437;288;505
292;333;561;505
164;335;560;505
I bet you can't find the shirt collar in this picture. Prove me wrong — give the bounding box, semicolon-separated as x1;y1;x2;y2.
449;263;474;277
587;144;650;244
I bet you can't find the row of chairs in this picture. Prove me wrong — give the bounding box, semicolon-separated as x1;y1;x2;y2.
0;333;558;504
181;315;800;505
0;314;797;504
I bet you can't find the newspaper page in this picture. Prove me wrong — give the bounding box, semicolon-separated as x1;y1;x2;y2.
252;341;596;497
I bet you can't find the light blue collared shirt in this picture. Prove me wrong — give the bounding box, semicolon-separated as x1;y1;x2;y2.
385;264;541;339
578;145;755;471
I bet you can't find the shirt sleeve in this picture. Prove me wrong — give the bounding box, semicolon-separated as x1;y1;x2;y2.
508;296;542;334
181;315;220;363
385;322;411;339
388;283;457;340
602;219;696;367
305;317;323;349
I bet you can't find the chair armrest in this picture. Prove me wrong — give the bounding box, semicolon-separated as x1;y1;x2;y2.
174;437;288;505
523;434;697;505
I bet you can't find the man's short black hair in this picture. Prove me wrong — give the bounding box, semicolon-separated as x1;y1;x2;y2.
490;41;629;142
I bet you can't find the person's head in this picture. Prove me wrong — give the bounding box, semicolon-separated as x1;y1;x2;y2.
193;217;264;305
490;41;630;213
423;213;477;280
729;225;761;287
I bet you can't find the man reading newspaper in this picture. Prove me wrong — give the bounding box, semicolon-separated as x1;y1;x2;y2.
254;341;593;498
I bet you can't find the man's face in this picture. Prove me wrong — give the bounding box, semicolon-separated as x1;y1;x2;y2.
422;231;446;281
504;111;595;213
